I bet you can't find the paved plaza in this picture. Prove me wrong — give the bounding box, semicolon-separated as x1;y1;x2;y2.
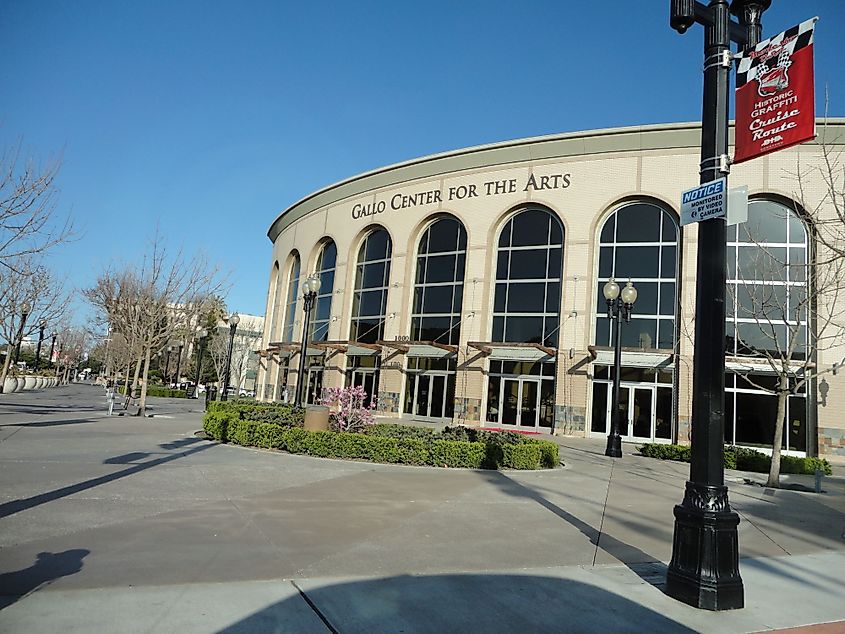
1;384;844;632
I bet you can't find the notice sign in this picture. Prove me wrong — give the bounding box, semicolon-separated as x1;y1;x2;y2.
734;18;817;164
680;178;726;226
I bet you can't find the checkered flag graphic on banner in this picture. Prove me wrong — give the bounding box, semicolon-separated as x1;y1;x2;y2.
736;17;816;89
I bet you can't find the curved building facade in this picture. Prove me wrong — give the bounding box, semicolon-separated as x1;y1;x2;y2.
258;121;845;461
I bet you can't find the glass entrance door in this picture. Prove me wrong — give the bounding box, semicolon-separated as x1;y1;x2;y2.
498;378;541;428
612;385;656;441
408;373;450;421
350;370;377;406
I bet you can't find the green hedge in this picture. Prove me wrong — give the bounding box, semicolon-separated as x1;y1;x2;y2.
118;385;187;398
638;443;832;476
206;400;304;427
203;415;559;470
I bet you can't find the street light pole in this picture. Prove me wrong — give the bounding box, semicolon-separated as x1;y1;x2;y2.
164;345;172;386
603;278;638;458
13;301;32;366
666;0;767;612
35;320;47;372
295;273;321;408
48;334;57;369
174;343;184;387
222;312;240;401
193;329;208;399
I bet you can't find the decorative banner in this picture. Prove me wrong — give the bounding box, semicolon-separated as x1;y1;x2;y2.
734;17;817;164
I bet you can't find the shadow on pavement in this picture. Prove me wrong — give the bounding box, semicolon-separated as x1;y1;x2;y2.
220;574;696;633
0;441;215;519
0;549;89;610
0;417;102;428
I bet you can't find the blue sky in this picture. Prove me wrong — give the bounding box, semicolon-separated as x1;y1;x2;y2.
2;0;843;323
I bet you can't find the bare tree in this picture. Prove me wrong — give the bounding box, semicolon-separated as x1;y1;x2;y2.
0;256;71;391
0;143;73;274
85;240;226;415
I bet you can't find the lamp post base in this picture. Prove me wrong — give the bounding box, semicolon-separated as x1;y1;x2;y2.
604;433;622;458
666;482;744;611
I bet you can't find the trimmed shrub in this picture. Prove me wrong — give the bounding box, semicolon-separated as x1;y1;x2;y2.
201;412;557;470
206;400;304;427
638;443;832;476
118;385;187;398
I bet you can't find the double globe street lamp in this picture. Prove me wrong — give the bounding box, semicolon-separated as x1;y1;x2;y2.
295;273;321;408
222;312;240;401
603;277;638;458
35;320;47;372
193;328;208;399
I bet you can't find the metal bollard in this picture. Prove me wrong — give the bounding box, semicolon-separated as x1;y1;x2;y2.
815;467;823;494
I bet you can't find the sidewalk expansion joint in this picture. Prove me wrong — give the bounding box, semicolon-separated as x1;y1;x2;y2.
291;580;338;633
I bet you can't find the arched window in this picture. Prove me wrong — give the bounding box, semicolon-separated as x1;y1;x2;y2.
268;262;281;342
282;253;301;343
412;217;467;345
595;202;678;350
404;217;467;422
725;199;808;452
486;208;563;431
350;228;392;344
310;241;337;342
492;208;563;347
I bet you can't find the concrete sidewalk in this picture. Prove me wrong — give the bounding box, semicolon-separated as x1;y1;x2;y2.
1;384;844;632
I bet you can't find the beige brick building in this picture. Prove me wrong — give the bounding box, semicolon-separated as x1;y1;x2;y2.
257;121;845;463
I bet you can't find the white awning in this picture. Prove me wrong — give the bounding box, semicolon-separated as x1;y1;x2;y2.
408;344;457;359
591;350;674;369
347;344;380;357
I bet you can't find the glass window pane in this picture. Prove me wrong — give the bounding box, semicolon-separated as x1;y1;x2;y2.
549;218;563;245
595;317;610;346
725;390;735;444
658;319;674;349
320;242;337;270
788;214;807;244
452;285;464;312
315;296;331;321
359;290;383;316
592;382;608;433
505;316;544;343
727;246;736;279
364;229;391;261
492;316;504;342
421;285;453;314
547;247;562;279
737;247;787;281
494;283;507;312
614;246;660;278
498;223;511;247
362;262;386;289
743;201;788;244
659;282;676;316
415;257;427;284
427;218;460;253
622;318;657;349
600;216;615;243
735;391;782;448
496;251;509;280
615;204;661;243
546;282;560;312
424;254;456;283
661;245;677;278
511;210;551;246
509;249;549;279
507;282;546;312
599;246;613;278
662;213;678;242
544;317;559;347
417;316;451;341
633;282;658;315
787;396;807;451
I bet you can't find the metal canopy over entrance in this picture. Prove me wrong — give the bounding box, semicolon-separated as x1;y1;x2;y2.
468;342;556;362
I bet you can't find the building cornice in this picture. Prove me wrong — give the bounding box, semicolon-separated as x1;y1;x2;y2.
267;119;845;242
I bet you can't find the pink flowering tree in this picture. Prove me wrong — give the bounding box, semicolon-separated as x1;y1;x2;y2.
319;385;376;433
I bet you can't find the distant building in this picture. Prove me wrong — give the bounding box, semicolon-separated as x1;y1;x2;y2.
215;313;264;393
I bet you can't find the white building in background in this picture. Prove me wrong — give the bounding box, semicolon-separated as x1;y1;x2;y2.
215;312;264;393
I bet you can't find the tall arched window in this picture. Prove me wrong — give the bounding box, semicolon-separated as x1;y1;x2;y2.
412;217;467;345
303;240;337;405
350;229;392;344
310;240;337;342
348;228;392;404
404;217;467;421
282;253;301;343
595;202;678;350
725;199;808;452
492;208;563;347
486;208;563;430
268;262;281;342
591;202;678;443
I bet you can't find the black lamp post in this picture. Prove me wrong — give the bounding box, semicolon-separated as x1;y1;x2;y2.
295;273;321;408
193;329;208;399
603;278;638;458
222;312;240;401
13;301;32;366
35;320;47;372
174;343;184;387
48;333;57;369
666;0;768;612
164;345;172;386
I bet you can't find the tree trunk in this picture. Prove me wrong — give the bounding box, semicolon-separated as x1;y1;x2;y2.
137;346;152;417
0;348;12;393
122;362;132;409
767;375;789;488
125;356;143;409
